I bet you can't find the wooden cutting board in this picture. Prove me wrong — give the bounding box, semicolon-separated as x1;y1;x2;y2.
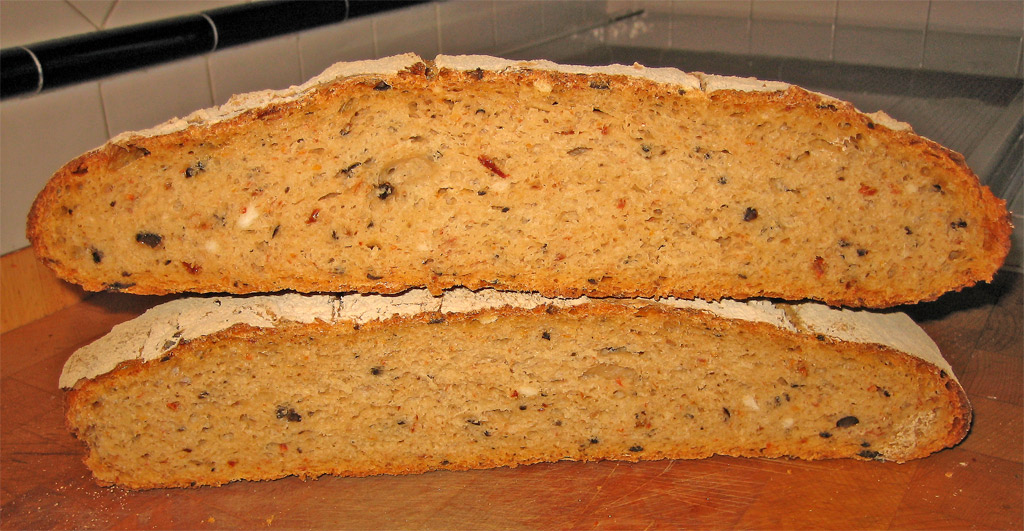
2;273;1021;530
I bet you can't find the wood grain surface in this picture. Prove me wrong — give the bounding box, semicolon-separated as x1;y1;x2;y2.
1;273;1020;530
0;246;88;334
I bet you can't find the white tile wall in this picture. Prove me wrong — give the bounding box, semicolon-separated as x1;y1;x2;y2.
927;0;1023;35
605;0;1023;71
671;15;751;55
752;0;835;23
675;1;752;18
836;0;928;30
543;0;609;37
833;25;924;69
374;2;440;59
438;1;497;55
103;0;240;29
209;34;302;105
834;1;929;69
66;0;117;29
667;1;752;55
923;0;1023;76
923;30;1022;77
1018;42;1023;76
297;17;376;80
99;56;214;135
2;0;1022;254
493;1;548;50
606;0;674;50
750;1;836;61
1;82;109;252
606;0;753;54
504;12;605;62
0;0;97;47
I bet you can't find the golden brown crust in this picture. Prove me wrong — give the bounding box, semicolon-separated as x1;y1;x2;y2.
29;58;1011;306
65;300;970;489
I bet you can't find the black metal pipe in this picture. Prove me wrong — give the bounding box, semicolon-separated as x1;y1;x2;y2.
1;47;40;97
1;0;428;100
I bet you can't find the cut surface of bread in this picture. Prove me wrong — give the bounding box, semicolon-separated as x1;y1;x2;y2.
63;289;970;489
28;54;1010;306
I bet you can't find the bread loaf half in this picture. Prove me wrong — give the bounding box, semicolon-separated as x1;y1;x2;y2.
28;54;1009;307
63;289;969;489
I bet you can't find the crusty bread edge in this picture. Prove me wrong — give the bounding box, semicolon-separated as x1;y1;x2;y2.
64;299;971;488
62;289;792;388
60;288;960;391
27;54;1012;304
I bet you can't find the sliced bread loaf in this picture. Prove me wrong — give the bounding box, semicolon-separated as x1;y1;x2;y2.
29;54;1010;306
63;289;970;489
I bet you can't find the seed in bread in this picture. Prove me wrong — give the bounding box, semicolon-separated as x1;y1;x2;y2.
62;289;970;489
28;54;1011;306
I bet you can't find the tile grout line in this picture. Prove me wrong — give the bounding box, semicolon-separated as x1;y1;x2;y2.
919;0;932;69
100;0;118;29
1017;35;1023;76
666;0;673;49
296;31;308;83
829;0;838;63
205;54;216;107
62;0;101;31
745;0;753;56
201;12;218;105
98;79;112;140
435;2;444;55
491;0;498;53
371;18;380;59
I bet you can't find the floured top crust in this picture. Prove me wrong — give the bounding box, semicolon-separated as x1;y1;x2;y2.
434;54;703;91
59;289;952;389
108;53;910;146
434;56;908;132
109;53;424;144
